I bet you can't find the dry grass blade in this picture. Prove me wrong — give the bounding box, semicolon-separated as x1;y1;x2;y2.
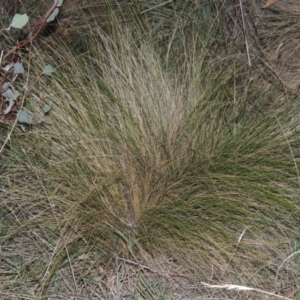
238;0;251;66
201;282;294;300
262;0;280;9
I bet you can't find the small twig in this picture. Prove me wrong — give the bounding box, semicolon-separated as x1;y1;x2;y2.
3;0;59;61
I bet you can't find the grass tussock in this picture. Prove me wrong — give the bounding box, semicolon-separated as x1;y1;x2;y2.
1;3;300;299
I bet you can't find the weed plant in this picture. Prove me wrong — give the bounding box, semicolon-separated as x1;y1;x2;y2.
1;2;300;299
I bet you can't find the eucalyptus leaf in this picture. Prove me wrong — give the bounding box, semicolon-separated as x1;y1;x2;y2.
2;84;21;114
56;0;64;7
42;65;54;76
46;8;59;23
2;82;12;92
14;62;24;75
4;99;15;115
43;102;53;114
38;117;47;123
3;88;20;101
18;110;33;124
9;14;29;29
3;63;13;72
2;85;20;101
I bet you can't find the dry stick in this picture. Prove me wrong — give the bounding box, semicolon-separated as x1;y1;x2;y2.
3;0;59;61
238;0;251;66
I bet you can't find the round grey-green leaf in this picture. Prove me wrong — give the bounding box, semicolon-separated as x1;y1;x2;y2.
43;102;53;114
14;62;24;75
9;14;29;29
18;110;33;124
42;65;54;76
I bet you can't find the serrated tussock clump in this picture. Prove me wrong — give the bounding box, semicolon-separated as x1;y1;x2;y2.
3;20;300;291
